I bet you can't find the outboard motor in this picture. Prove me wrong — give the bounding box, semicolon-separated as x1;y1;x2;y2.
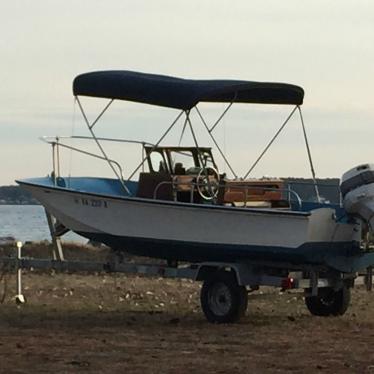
341;164;374;229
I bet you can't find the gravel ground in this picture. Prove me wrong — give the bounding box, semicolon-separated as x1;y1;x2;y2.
0;243;374;373
0;269;374;374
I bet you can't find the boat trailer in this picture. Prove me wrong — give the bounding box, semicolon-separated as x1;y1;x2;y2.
0;240;372;323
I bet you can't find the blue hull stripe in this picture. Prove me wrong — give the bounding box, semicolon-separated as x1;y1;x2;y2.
77;231;359;269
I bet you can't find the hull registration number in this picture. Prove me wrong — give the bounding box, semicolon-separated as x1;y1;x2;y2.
74;197;108;208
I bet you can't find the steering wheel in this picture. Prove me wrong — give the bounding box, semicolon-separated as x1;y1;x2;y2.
196;167;220;200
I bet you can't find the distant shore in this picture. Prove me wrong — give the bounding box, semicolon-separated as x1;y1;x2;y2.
0;185;38;205
0;202;40;205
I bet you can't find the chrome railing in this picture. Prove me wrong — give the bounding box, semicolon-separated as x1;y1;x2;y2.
41;135;154;194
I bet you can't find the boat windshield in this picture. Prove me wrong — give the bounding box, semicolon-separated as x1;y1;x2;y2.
170;150;195;174
149;151;168;173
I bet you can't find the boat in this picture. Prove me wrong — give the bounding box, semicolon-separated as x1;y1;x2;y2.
16;70;374;272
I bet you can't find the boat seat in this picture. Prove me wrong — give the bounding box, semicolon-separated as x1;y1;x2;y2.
173;175;201;203
223;190;282;203
174;163;186;175
218;179;290;209
173;175;194;192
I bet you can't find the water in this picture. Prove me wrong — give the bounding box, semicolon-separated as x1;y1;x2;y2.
0;205;86;243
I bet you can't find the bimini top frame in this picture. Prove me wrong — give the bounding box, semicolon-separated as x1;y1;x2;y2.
70;70;319;200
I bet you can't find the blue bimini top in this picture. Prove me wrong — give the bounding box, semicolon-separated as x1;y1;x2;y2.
73;70;304;110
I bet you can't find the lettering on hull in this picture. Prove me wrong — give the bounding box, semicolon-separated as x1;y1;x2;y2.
74;197;108;208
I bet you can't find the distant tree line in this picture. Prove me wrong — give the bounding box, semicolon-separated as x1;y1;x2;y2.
0;186;38;205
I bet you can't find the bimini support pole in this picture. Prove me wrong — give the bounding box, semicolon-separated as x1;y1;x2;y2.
127;110;184;181
195;106;238;179
186;111;216;198
298;106;321;203
186;110;205;167
243;105;298;179
75;97;131;195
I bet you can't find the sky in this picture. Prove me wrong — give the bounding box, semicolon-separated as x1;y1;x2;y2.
1;1;373;185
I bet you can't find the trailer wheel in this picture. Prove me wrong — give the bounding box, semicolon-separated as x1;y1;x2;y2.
305;286;351;316
200;271;248;323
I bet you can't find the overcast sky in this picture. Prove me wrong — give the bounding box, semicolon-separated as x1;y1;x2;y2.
1;1;373;185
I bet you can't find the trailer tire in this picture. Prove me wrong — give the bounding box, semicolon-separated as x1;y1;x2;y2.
305;286;351;316
200;270;248;323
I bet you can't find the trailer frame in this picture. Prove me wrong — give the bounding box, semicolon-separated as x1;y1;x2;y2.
1;241;370;322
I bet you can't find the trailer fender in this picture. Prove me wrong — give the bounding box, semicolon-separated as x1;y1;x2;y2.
195;263;242;285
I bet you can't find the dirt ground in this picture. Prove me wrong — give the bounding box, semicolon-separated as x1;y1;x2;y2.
1;244;374;373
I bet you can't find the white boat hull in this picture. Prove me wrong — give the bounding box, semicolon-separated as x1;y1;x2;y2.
19;181;357;265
